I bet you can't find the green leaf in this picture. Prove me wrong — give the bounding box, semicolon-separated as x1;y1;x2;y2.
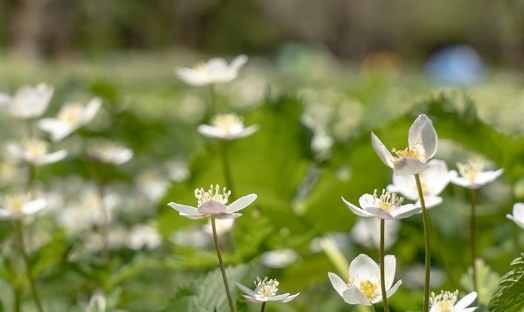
459;258;500;306
488;253;524;312
31;229;69;277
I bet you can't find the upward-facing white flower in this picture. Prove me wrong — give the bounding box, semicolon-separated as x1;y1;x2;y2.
0;83;53;119
175;55;248;86
343;189;421;220
7;138;67;166
449;158;503;189
429;290;477;312
507;202;524;230
168;184;257;219
0;194;47;219
38;97;102;142
236;277;300;303
197;113;259;140
86;139;133;165
328;254;402;306
372;114;438;176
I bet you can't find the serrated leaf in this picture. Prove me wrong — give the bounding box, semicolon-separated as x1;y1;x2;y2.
459;258;500;306
488;253;524;312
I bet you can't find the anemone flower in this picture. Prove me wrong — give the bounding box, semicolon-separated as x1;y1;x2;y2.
429;290;477;312
86;139;133;165
0;194;47;219
0;83;53;119
372;114;438;176
449;158;503;189
507;202;524;230
175;55;248;86
342;189;421;220
7;138;67;166
168;184;256;219
197;113;259;140
236;277;299;303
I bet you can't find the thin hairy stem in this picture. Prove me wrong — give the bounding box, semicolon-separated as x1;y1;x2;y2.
470;188;478;302
415;174;431;312
15;220;44;312
211;216;235;312
379;219;390;312
219;140;235;201
260;302;266;312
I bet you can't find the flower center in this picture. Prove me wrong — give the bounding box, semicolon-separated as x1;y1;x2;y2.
193;62;208;73
429;290;458;312
210;113;243;132
194;185;231;206
457;158;484;182
4;194;30;212
373;189;404;212
391;141;426;162
22;138;49;157
57;103;84;125
255;276;279;298
358;280;378;299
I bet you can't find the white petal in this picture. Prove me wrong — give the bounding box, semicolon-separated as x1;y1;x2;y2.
110;148;133;165
7;143;27;159
349;254;380;285
38;119;73;142
385;279;402;298
363;207;394;220
236;124;260;139
175;68;208;86
266;293;292;301
198;200;227;214
342;287;370;305
0;208;14;218
197;125;227;139
279;292;300;302
80;97;102;126
22;199;47;215
33;149;68;166
474;169;504;185
415;196;443;209
383;255;396;289
342;197;374;218
422;159;451;195
371;133;394;169
512;203;524;220
408;114;438;160
394;157;430;176
235;282;256;296
328;272;348;297
229;55;248;73
167;202;200;215
450;176;473;188
390;204;422;219
243;295;265;303
507;214;524;229
226;194;257;213
388;175;418;200
453;291;477;310
0;93;12;106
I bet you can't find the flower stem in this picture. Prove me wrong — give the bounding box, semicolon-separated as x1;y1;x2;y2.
14;288;21;312
369;304;376;312
260;302;266;312
415;173;431;312
15;220;44;312
211;216;235;312
469;188;478;302
219;140;235;201
379;219;390;312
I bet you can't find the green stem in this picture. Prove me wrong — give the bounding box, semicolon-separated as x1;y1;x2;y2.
415;174;431;312
209;84;217;118
96;182;110;264
369;304;376;312
219;140;235;201
15;220;44;312
14;288;21;312
470;188;478;302
379;219;390;312
260;302;266;312
211;216;235;312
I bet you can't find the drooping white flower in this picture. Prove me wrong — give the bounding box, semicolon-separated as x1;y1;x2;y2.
429;290;477;312
236;277;300;303
168;184;257;219
342;189;421;220
387;159;453;208
449;158;503;189
0;194;47;219
0;83;53;119
197;113;259;140
350;218;400;250
86;139;133;165
7;138;67;166
38;97;102;142
175;55;248;86
260;249;299;268
507;202;524;229
328;254;402;306
372;114;438;176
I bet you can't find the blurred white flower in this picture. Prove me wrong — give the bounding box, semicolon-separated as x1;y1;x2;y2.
86;289;106;312
507;202;524;229
136;171;168;202
7;138;67;166
202;218;235;236
87;139;133;165
328;254;401;306
429;290;477;312
38;97;102;142
0;83;53;119
350;218;400;250
197;113;259;140
342;189;421;220
260;249;299;268
127;223;161;251
450;158;503;189
166;160;191;182
175;55;248;86
169;226;210;248
0;194;46;219
84;225;128;251
401;265;446;289
236;277;299;303
387;159;452;208
168;184;257;219
372;114;438;176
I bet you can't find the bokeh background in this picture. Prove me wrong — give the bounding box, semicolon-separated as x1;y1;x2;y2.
1;1;524;312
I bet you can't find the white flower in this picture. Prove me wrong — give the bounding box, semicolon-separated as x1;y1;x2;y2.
387;159;452;208
7;138;67;166
449;158;503;189
372;114;438;176
0;194;47;219
236;277;300;303
342;189;421;220
168;184;256;219
260;249;299;268
202;218;235;236
38;97;102;142
507;202;524;229
86;289;107;312
127;223;162;251
328;254;402;306
197;113;259;140
429;290;477;312
87;139;133;165
350;218;400;250
175;55;248;86
0;83;53;119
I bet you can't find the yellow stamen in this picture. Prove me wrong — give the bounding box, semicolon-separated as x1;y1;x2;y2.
57;103;84;125
193;62;207;73
22;138;49;157
210;113;243;132
391;141;426;162
429;290;458;312
194;184;231;206
373;189;404;212
358;280;378;299
4;194;30;212
457;158;484;182
255;277;279;298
